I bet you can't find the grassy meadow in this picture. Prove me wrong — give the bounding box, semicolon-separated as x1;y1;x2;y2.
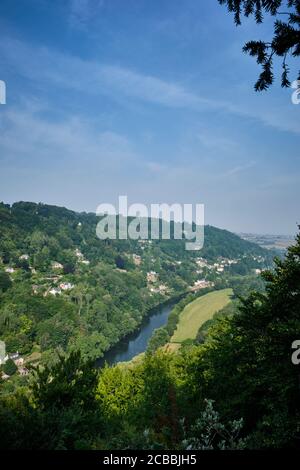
171;288;233;344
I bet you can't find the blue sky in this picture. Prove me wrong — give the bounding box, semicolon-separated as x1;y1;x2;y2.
0;0;299;234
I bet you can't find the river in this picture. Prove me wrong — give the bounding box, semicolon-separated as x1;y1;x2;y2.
97;301;176;367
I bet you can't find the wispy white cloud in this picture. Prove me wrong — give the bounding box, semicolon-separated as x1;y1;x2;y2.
0;98;151;210
196;131;241;153
97;64;212;109
0;101;136;170
0;37;299;134
0;38;212;110
223;161;256;177
69;0;104;30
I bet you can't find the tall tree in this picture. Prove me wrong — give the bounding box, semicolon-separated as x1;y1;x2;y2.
30;351;102;449
189;228;300;447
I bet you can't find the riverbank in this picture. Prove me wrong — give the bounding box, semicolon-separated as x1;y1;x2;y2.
97;291;189;366
97;283;224;366
113;288;233;365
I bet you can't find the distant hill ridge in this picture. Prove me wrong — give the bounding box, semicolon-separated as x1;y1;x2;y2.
0;201;272;261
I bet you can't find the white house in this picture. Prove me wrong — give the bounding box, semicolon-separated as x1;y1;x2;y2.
14;357;24;366
9;352;19;360
132;254;142;266
147;271;158;283
5;267;15;273
191;279;214;291
158;284;168;293
19;367;29;376
59;282;74;291
196;258;208;268
52;262;63;270
32;285;39;294
75;248;83;258
49;287;62;296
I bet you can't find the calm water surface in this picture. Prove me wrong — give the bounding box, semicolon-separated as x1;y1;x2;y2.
97;302;175;366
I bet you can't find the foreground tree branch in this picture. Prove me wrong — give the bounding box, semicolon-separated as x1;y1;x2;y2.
218;0;300;90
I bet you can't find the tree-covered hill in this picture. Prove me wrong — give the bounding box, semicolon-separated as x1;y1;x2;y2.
0;201;273;367
0;201;272;262
0;229;299;450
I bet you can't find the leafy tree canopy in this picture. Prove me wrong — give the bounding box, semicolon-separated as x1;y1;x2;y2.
2;358;17;376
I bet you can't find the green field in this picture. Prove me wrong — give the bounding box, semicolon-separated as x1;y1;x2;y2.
171;288;233;343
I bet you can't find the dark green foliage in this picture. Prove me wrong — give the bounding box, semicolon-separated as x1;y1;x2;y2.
201;225;271;261
0;201;270;363
0;223;299;450
31;351;97;412
230;273;266;297
187;229;300;447
140;352;180;446
219;0;300;90
115;255;125;270
147;327;170;354
196;300;239;344
0;394;41;449
1;201;288;450
15;258;30;271
0;352;102;449
63;262;76;274
2;358;17;376
0;271;12;293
